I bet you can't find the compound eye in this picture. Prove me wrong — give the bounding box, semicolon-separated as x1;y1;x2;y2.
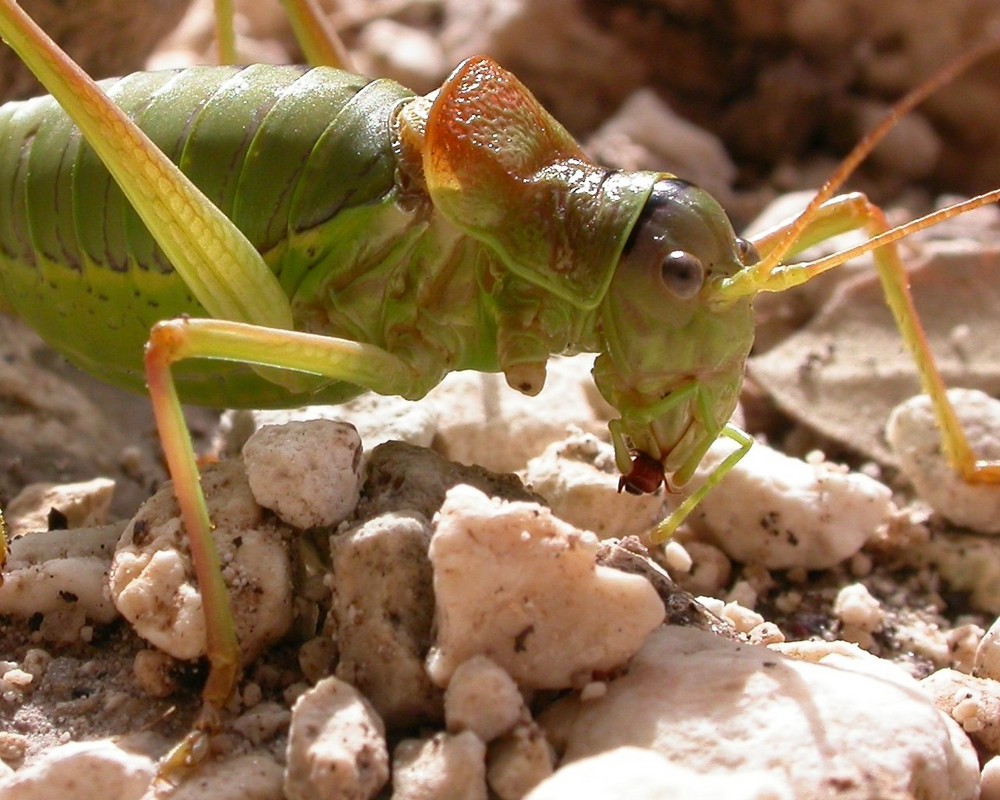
660;250;705;299
736;236;760;265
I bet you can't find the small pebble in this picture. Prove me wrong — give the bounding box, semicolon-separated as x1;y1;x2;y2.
444;656;524;742
242;420;362;529
392;732;488;800
284;676;389;800
688;438;893;570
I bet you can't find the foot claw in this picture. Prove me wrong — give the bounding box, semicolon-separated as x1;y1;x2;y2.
154;704;220;786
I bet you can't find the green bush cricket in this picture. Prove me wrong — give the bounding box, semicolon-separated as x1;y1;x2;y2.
0;0;1000;777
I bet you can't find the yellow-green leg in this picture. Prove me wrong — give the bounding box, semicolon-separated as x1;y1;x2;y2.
213;0;353;69
211;0;237;64
748;192;1000;484
147;318;424;777
280;0;353;69
651;425;753;543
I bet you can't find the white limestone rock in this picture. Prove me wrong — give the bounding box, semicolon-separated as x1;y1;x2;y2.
330;511;441;728
976;613;1000;680
834;583;884;630
218;392;439;462
219;355;611;483
444;655;524;742
833;582;884;648
687;437;893;569
109;460;292;662
428;355;613;475
391;731;488;800
0;523;121;623
547;626;979;799
242;420;362;529
230;702;293;748
522;432;663;540
524;746;791;800
4;477;115;536
487;721;557;800
982;755;1000;800
426;485;664;689
159;751;285;800
911;532;1000;614
284;676;389;800
922;668;1000;756
0;740;155;800
887;388;1000;533
671;540;732;595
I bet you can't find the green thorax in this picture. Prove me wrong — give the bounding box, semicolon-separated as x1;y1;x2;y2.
285;174;608;400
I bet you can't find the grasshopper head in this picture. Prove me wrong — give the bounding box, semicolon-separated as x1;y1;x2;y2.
594;178;759;494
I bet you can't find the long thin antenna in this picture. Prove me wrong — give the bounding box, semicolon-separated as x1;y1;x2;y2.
757;188;1000;293
717;31;1000;302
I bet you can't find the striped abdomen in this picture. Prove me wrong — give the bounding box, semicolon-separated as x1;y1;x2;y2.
0;65;414;405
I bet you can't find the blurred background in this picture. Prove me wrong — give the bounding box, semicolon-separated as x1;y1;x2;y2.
5;0;998;225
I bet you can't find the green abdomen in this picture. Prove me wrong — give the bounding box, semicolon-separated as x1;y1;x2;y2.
0;65;414;406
